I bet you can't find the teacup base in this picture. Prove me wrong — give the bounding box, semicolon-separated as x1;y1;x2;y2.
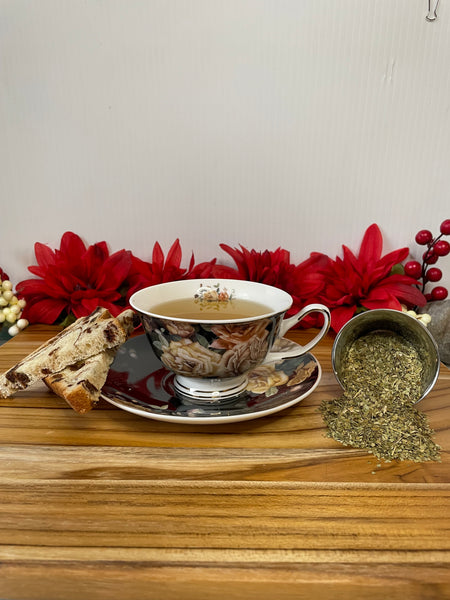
173;374;249;404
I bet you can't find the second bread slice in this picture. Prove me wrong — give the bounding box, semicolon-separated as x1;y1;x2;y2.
44;349;117;414
43;309;137;413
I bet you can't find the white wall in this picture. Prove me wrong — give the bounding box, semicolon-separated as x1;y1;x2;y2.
1;0;449;290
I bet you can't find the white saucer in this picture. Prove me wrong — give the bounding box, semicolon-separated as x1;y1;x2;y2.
101;335;322;424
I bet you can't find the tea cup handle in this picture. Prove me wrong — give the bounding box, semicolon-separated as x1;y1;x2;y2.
265;303;331;362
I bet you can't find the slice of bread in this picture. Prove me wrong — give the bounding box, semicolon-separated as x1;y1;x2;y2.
114;309;138;338
42;309;137;413
0;307;132;398
44;349;117;414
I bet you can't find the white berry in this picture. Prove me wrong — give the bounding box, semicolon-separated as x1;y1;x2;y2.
418;313;432;325
0;278;28;334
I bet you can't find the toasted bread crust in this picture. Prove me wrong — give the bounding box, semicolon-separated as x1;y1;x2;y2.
44;349;117;413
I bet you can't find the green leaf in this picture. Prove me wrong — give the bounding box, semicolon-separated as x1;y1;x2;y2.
156;330;169;347
391;263;405;275
152;340;163;352
196;334;210;348
59;313;77;328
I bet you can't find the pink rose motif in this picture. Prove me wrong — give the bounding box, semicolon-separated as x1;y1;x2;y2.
162;319;195;338
210;319;270;350
286;361;316;386
160;339;222;377
246;364;289;394
218;334;269;376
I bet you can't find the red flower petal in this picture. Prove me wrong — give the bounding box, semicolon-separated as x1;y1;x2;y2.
34;242;56;269
220;244;251;279
95;250;132;290
358;223;383;267
16;278;48;296
27;265;52;279
209;264;242;279
83;242;110;283
22;298;67;324
341;244;361;276
362;296;401;311
165;239;182;270
72;300;98;319
152;242;164;270
330;306;357;332
377;247;410;269
186;259;217;279
187;252;196;273
370;248;410;281
59;232;87;258
377;280;427;306
63;232;87;254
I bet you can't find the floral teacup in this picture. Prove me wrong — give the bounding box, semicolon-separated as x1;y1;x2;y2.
130;279;330;402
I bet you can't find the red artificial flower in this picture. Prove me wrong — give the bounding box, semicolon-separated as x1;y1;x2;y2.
219;244;290;285
0;268;9;282
281;252;333;324
219;244;331;326
126;239;235;298
318;224;427;332
16;232;132;324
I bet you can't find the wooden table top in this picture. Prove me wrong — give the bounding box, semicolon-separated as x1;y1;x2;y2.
0;324;449;600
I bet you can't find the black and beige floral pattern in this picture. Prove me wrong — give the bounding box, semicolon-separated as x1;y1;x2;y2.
142;313;280;378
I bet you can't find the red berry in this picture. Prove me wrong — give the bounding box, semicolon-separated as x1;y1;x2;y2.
423;250;439;264
415;229;433;245
440;219;450;235
425;293;433;302
431;286;448;301
404;260;422;278
433;239;450;256
426;267;442;282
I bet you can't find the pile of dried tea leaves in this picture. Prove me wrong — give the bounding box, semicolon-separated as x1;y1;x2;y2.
320;330;440;462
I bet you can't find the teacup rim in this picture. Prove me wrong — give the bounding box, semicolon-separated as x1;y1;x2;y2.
129;278;293;324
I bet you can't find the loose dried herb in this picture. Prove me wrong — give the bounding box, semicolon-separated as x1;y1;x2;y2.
321;331;440;462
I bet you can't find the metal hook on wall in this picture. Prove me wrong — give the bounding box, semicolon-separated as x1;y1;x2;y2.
426;0;440;20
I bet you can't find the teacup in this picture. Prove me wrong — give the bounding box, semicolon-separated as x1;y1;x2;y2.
130;279;330;402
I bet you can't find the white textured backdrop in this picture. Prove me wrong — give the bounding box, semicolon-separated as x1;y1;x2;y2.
1;0;449;290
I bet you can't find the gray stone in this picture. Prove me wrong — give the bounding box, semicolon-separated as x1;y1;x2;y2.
419;300;450;367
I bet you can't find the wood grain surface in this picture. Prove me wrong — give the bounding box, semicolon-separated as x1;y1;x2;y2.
0;324;449;600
